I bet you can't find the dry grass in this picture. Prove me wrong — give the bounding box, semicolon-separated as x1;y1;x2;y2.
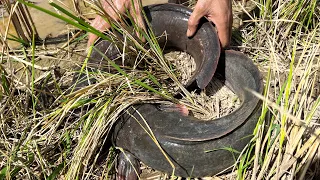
230;0;320;179
164;51;240;120
0;0;319;180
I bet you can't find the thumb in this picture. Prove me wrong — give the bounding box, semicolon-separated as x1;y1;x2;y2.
207;15;232;48
87;16;110;47
187;8;204;37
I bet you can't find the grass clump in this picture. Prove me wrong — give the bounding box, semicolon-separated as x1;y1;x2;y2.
231;0;320;179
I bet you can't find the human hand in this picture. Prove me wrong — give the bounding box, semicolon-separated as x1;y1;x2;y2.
187;0;232;48
87;0;145;47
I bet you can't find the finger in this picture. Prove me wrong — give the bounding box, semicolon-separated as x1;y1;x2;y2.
102;0;122;21
87;16;111;47
208;15;232;48
130;0;146;42
187;6;205;37
87;1;120;47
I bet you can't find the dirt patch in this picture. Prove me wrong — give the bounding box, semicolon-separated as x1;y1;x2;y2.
2;38;87;87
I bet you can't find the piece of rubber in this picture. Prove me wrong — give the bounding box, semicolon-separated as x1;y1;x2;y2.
113;50;263;177
80;3;220;89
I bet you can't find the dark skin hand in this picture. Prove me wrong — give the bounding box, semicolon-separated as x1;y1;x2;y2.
88;0;232;48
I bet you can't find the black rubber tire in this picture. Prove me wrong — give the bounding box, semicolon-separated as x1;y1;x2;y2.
113;50;263;177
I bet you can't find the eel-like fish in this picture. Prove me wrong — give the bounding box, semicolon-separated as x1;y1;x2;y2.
113;50;263;178
77;3;262;179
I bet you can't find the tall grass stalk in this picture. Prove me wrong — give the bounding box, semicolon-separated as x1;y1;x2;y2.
234;0;320;179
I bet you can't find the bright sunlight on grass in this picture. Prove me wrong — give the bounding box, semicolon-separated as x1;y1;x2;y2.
0;0;319;179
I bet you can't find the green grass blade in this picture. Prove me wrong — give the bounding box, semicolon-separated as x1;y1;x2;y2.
47;163;64;180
